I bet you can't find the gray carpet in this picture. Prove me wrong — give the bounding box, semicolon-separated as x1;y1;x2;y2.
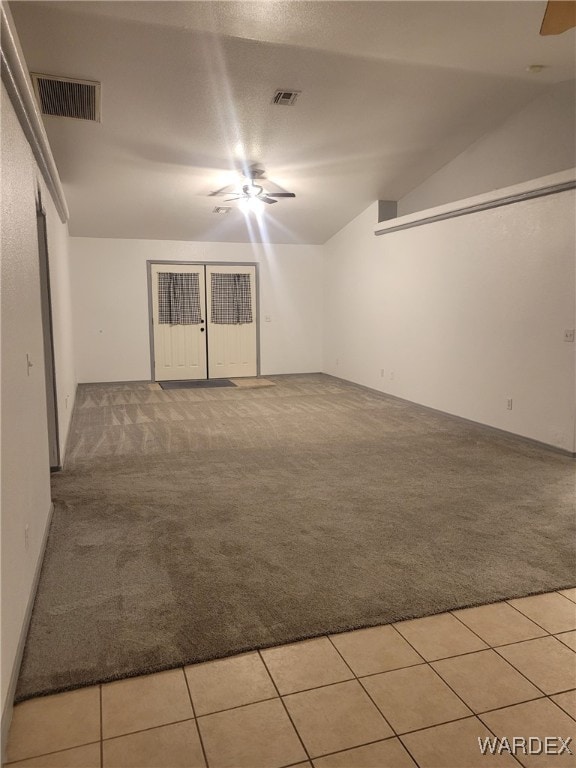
16;374;575;700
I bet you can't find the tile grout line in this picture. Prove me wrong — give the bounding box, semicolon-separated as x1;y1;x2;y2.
504;597;573;635
337;659;425;683
477;691;576;721
9;591;572;766
186;684;570;751
396;712;527;768
6;679;566;762
449;599;572;649
556;590;576;605
489;645;556;700
387;622;428;658
324;629;439;768
36;611;567;759
374;623;482;725
448;611;549;647
475;702;553;768
97;718;197;745
554;591;576;606
257;650;312;765
181;666;210;768
358;620;549;765
445;610;576;720
3;741;103;766
448;608;556;699
325;634;398;739
301;734;401;765
14;690;566;768
451;648;551;712
99;684;103;768
193;694;280;719
555;630;576;648
93;687;570;750
546;690;576;720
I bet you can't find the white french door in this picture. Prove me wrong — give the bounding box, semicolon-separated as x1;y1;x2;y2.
151;263;257;381
206;265;257;379
151;264;207;381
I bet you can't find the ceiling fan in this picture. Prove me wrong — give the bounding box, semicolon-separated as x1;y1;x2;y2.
540;0;576;35
210;167;295;205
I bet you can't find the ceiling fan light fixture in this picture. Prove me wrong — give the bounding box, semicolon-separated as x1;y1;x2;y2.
243;183;263;198
210;166;295;207
239;196;265;214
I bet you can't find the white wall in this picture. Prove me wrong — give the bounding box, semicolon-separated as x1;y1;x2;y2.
323;180;576;452
399;81;576;215
69;238;324;382
0;82;75;721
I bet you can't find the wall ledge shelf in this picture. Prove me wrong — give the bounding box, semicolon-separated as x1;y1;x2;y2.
375;169;576;236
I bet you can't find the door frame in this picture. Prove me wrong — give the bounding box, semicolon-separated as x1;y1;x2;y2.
36;190;61;470
146;261;261;381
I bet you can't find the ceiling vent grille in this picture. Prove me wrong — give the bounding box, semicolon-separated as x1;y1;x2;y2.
272;89;300;106
31;73;101;122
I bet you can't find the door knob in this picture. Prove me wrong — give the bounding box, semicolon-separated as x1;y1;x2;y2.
200;328;205;332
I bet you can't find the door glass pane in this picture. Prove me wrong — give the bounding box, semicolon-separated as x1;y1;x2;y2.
210;273;253;324
158;272;202;324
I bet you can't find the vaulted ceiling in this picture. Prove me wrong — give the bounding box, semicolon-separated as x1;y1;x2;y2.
10;1;576;243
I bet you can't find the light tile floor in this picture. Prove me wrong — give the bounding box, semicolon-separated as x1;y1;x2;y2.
5;590;576;768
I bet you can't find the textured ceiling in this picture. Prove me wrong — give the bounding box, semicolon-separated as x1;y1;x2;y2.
10;1;576;243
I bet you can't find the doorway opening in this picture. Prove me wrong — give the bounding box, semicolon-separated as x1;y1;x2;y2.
148;262;259;382
36;190;61;470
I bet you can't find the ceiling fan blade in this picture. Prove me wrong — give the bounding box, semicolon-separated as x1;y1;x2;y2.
259;196;278;204
266;192;296;198
540;0;576;34
209;184;234;197
246;165;266;180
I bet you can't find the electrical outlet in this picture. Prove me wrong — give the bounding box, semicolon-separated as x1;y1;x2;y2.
264;315;271;323
24;524;30;551
389;371;395;381
335;358;339;367
380;369;385;378
564;329;575;343
507;398;513;410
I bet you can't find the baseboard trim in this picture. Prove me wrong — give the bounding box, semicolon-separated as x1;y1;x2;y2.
325;374;576;458
1;503;55;759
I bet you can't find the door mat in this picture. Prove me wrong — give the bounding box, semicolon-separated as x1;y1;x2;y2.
230;378;276;388
159;379;235;389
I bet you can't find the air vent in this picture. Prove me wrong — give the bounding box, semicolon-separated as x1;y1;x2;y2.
272;89;300;106
31;73;101;122
213;206;231;214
